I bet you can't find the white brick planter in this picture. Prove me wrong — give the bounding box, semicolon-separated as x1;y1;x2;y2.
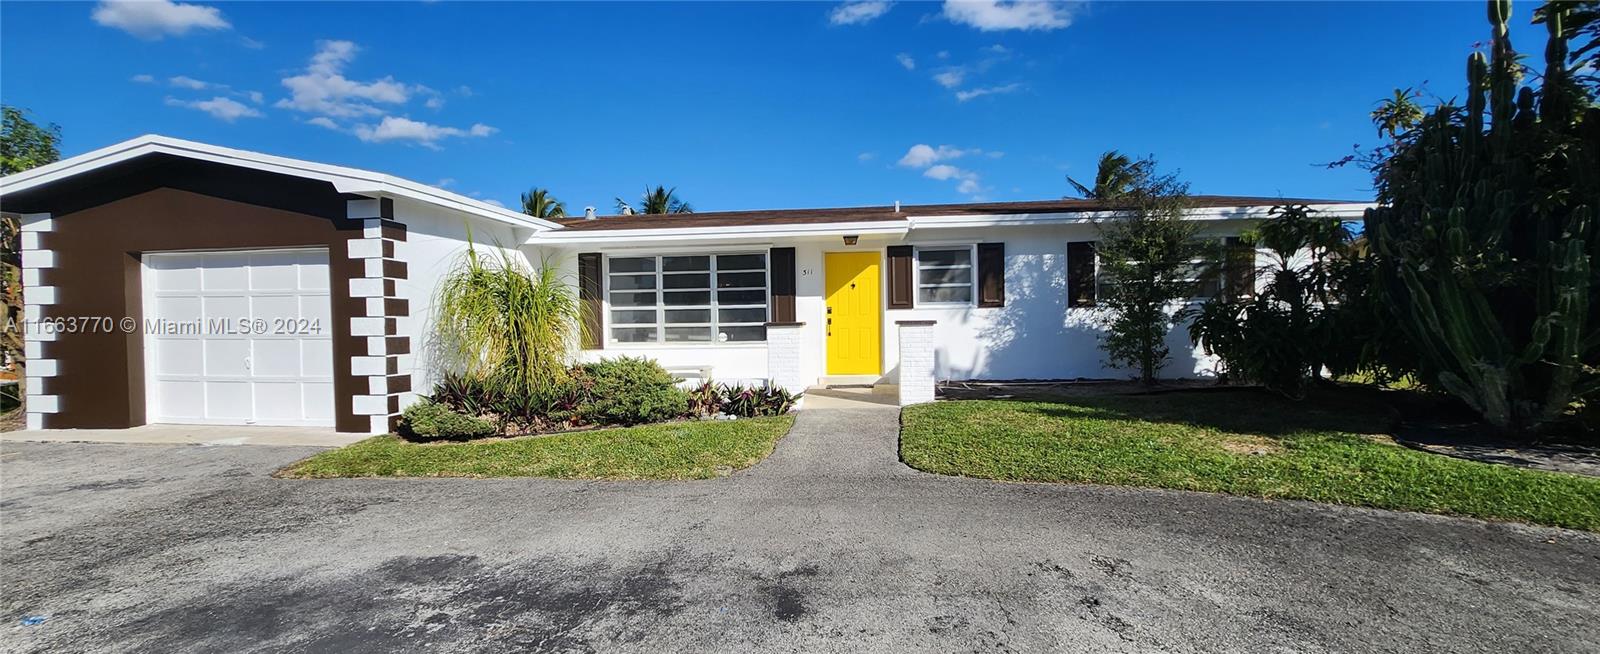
765;321;807;394
896;320;937;406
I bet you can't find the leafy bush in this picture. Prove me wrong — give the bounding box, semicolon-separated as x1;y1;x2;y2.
399;400;496;440
431;372;499;417
688;380;723;416
719;382;799;417
576;357;690;426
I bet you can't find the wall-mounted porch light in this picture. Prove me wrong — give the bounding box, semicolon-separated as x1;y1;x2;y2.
843;235;859;246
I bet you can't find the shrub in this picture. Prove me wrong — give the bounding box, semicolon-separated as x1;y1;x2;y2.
433;244;582;402
399;400;496;440
576;357;690;425
720;382;800;417
687;380;722;416
431;372;499;417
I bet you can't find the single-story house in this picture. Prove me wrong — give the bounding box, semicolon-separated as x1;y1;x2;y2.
0;135;1370;433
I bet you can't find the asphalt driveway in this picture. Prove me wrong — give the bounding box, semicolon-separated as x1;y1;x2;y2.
3;403;1598;653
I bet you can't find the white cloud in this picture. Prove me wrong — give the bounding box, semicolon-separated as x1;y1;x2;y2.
169;75;209;90
896;53;916;70
305;116;340;130
943;0;1074;32
239;35;264;49
923;164;983;194
424;94;446;110
955;82;1022;101
92;0;230;40
483;199;506;208
130;73;155;83
165;95;262;122
246;90;264;104
897;144;980;168
435;178;456;188
829;1;892;25
933;70;965;89
275;40;411;119
858;152;876;162
987;44;1010;53
937;50;950;59
351;116;496;148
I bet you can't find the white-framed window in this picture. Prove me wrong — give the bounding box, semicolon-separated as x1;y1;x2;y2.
606;253;769;344
915;245;975;305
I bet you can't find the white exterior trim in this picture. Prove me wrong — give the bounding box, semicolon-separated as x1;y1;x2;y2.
906;203;1374;230
532;220;910;245
0;134;561;232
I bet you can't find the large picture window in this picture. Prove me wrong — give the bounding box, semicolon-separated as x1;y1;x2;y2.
607;253;769;344
916;246;974;305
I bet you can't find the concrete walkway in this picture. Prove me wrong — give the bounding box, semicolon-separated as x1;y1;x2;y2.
1;424;364;447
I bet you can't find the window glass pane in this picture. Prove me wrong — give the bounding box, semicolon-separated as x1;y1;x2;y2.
718;307;767;324
662;255;709;272
610;309;656;325
609;257;655;273
610;291;657;308
665;326;714;342
664;309;711;324
717;271;765;288
719;326;766;342
662;273;710;289
918;249;970;267
663;291;711;306
718;289;765;305
611;327;657;343
919;286;973;303
717;254;765;271
919;266;972;285
609;274;656;291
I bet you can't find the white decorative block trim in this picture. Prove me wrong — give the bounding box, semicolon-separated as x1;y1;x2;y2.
349;277;386;298
30;327;57;342
24;377;44;395
348;238;384;259
29;359;58;377
368;415;390;434
25;414;42;430
347;198;385;220
27;286;57;305
350;317;387;337
368;376;394;395
352;394;390;415
363;258;385;278
366;336;390;356
21;250;55;269
20;213;53;232
362;219;385;238
364;297;387;317
21;268;41;287
351;356;387;376
395;354;415;372
29;395;59;413
20;232;43;250
24;341;42;360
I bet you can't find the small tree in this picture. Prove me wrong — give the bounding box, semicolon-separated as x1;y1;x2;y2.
1092;157;1209;385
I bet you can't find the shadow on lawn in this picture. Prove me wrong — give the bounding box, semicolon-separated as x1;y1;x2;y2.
983;386;1405;439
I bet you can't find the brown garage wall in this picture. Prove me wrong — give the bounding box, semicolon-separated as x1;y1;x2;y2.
35;186;370;431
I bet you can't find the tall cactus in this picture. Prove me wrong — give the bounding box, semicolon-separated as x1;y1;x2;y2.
1365;0;1599;432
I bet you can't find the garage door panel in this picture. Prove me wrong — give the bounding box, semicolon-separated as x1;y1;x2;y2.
202;254;251;290
252;295;300;323
253;383;302;422
154;338;203;376
203;295;249;322
203;381;251;419
156;380;205;418
252;339;302;377
302;339;333;377
302;382;335;421
203;339;250;376
155;296;202;323
148;248;334;427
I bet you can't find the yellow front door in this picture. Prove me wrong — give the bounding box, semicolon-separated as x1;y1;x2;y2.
825;252;882;375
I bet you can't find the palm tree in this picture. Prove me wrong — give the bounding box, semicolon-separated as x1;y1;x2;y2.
1066;150;1152;200
520;187;566;219
615;185;693;215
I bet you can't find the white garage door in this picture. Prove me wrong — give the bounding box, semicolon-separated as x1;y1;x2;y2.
144;249;335;427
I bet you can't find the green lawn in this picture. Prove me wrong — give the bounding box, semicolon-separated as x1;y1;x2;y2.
280;416;794;480
901;392;1600;531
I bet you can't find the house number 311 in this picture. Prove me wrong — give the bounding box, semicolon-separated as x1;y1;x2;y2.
800;268;815;276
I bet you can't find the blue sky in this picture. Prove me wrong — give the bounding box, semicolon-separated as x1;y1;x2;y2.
0;1;1550;213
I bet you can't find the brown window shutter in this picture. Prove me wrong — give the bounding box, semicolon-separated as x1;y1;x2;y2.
1067;241;1097;308
1223;237;1256;302
578;252;603;349
770;247;796;322
976;242;1005;308
887;245;914;309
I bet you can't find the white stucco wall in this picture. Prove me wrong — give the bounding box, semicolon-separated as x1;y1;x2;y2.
393;198;528;406
512;219;1263;392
